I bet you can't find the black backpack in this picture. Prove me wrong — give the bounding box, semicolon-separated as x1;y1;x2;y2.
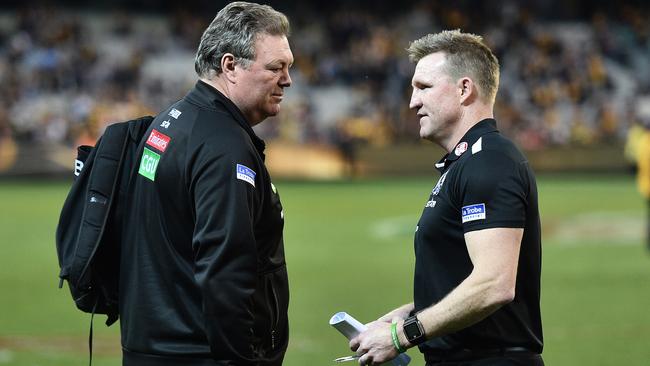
56;116;153;326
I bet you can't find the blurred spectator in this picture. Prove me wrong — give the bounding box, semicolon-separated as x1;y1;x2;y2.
631;96;650;251
635;122;650;252
0;1;649;151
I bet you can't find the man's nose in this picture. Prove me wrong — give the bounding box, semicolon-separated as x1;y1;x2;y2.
409;90;420;110
280;69;292;88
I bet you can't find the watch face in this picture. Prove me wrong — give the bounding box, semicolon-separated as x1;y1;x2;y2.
404;317;423;340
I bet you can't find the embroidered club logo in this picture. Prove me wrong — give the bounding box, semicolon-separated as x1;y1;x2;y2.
138;148;160;181
236;164;256;187
146;129;171;152
462;203;486;223
432;171;448;196
454;142;468;156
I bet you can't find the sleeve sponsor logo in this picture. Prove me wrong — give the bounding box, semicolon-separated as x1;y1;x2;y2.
461;203;486;223
138;147;161;181
168;108;182;119
146;129;171;152
236;163;256;187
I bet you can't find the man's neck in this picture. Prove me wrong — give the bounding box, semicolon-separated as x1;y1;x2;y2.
200;77;229;99
441;107;493;153
199;77;259;126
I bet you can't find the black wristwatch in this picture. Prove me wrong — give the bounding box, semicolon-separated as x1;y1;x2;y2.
403;315;426;345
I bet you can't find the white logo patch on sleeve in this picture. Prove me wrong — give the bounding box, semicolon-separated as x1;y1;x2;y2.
236;164;256;187
462;203;486;223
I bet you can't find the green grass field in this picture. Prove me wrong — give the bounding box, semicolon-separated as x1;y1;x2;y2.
1;175;649;365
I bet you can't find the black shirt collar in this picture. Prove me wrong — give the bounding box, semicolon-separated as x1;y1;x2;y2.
187;80;266;156
435;118;498;172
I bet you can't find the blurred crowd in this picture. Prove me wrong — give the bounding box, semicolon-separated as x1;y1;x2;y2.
0;1;649;153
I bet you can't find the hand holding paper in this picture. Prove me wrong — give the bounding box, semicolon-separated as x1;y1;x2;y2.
330;312;411;366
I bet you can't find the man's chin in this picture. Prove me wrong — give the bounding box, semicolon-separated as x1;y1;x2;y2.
266;105;281;117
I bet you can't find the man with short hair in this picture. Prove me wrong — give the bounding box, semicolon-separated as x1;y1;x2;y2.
351;30;544;366
119;2;293;365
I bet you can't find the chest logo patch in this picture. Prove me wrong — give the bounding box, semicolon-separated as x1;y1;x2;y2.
462;203;486;223
236;164;256;187
454;142;468;156
146;129;171;152
432;171;448;196
138;147;160;181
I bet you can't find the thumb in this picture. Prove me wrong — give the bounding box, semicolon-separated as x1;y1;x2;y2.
349;336;360;351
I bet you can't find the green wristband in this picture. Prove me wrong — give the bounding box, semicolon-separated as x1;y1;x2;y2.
391;321;406;353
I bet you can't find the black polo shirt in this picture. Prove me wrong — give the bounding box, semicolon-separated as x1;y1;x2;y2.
413;118;543;354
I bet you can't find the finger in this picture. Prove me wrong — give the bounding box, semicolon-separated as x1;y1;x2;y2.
357;353;369;366
364;353;375;366
349;337;360;351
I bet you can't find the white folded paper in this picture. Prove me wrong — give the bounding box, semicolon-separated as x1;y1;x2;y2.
329;311;411;366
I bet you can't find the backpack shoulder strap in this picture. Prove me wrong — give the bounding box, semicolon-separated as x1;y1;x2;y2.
69;121;133;287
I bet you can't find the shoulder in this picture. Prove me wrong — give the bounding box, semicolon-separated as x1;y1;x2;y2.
451;133;531;194
180;108;254;156
160;99;260;170
461;132;527;171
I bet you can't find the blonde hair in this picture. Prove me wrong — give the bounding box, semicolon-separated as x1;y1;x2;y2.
407;29;500;103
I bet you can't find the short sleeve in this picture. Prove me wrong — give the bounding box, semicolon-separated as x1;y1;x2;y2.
456;150;529;233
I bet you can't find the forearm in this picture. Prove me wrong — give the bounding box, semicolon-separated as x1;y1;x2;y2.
401;228;521;346
378;303;415;322
413;272;513;341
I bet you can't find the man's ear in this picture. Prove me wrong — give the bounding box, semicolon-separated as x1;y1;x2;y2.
221;53;237;83
458;77;476;105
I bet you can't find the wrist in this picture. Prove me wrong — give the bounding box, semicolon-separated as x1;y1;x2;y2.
402;314;426;346
396;319;411;349
390;320;407;353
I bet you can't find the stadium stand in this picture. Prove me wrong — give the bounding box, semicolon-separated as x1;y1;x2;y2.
0;1;649;176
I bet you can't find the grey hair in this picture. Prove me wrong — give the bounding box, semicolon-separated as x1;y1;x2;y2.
194;1;290;78
407;29;500;104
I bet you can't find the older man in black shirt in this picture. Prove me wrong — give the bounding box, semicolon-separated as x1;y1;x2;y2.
120;2;293;365
351;30;543;366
